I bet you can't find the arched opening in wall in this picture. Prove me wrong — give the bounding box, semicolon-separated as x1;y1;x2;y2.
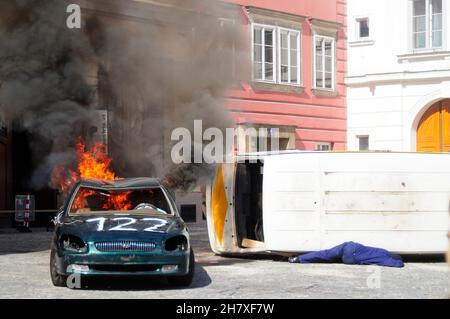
416;99;450;152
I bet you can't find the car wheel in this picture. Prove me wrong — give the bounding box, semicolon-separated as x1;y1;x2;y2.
167;248;195;287
50;249;67;287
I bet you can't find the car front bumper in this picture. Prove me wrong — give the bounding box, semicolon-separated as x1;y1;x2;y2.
55;246;191;277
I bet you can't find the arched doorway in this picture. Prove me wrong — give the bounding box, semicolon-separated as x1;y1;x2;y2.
416;99;450;152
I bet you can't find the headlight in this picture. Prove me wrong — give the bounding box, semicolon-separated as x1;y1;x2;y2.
167;221;183;233
165;235;188;251
61;234;87;253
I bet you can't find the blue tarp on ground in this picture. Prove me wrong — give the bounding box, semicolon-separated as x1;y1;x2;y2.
289;241;404;268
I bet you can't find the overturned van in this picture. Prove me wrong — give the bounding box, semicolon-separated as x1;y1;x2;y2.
206;151;450;256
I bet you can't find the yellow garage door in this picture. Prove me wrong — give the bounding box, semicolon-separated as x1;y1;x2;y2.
417;100;450;152
442;100;450;152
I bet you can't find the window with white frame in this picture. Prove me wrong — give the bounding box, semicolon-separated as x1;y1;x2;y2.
253;24;301;85
314;35;335;90
253;25;275;82
279;29;300;85
413;0;443;49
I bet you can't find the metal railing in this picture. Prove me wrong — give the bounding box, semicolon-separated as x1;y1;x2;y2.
0;210;58;214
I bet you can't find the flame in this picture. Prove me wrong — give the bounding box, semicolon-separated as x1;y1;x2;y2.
76;139;117;181
52;138;132;211
71;188;133;212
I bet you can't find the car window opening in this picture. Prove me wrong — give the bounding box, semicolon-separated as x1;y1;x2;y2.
69;187;171;215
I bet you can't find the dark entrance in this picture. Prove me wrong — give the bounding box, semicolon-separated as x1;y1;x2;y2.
0;131;9;226
11;127;58;227
180;204;196;223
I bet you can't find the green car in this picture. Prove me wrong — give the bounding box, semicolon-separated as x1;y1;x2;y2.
50;178;195;288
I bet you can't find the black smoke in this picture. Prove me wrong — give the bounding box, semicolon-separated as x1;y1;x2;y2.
0;0;246;192
0;0;97;189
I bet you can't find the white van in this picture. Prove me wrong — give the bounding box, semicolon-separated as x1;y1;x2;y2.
206;151;450;255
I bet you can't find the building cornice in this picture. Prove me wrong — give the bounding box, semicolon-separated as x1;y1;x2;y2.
397;50;450;63
250;81;305;95
309;18;341;38
247;6;305;29
346;69;450;87
237;122;297;129
76;0;240;23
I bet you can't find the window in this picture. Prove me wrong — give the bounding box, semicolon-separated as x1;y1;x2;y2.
246;131;284;152
253;25;276;82
314;35;335;90
357;136;369;151
180;205;196;223
239;125;295;153
69;187;172;215
279;29;300;85
413;0;442;49
356;18;370;39
315;143;332;151
253;24;301;85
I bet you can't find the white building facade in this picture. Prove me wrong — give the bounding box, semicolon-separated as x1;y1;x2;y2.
347;0;450;152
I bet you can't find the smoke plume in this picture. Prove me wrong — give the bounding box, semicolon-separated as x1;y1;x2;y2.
0;0;246;192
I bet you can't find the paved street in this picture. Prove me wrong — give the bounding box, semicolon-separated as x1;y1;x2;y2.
0;223;448;299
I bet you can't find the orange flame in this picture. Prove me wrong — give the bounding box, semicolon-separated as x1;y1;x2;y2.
70;188;133;212
52;138;132;211
76;139;117;181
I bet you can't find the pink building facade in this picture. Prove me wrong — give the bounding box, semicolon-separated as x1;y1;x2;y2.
226;0;347;151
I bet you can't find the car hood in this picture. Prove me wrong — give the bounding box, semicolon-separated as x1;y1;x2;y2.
59;213;184;242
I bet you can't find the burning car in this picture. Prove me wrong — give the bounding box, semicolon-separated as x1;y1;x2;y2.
50;178;195;287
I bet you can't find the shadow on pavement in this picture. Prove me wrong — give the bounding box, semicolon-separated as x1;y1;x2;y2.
0;228;52;255
196;253;285;267
401;254;446;263
76;265;212;291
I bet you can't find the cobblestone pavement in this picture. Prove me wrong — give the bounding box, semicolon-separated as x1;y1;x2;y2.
0;223;448;299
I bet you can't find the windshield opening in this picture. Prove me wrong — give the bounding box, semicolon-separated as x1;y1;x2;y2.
69;187;171;215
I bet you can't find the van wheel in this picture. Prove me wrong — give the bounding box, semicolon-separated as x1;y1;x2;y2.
50;249;67;287
167;248;195;287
